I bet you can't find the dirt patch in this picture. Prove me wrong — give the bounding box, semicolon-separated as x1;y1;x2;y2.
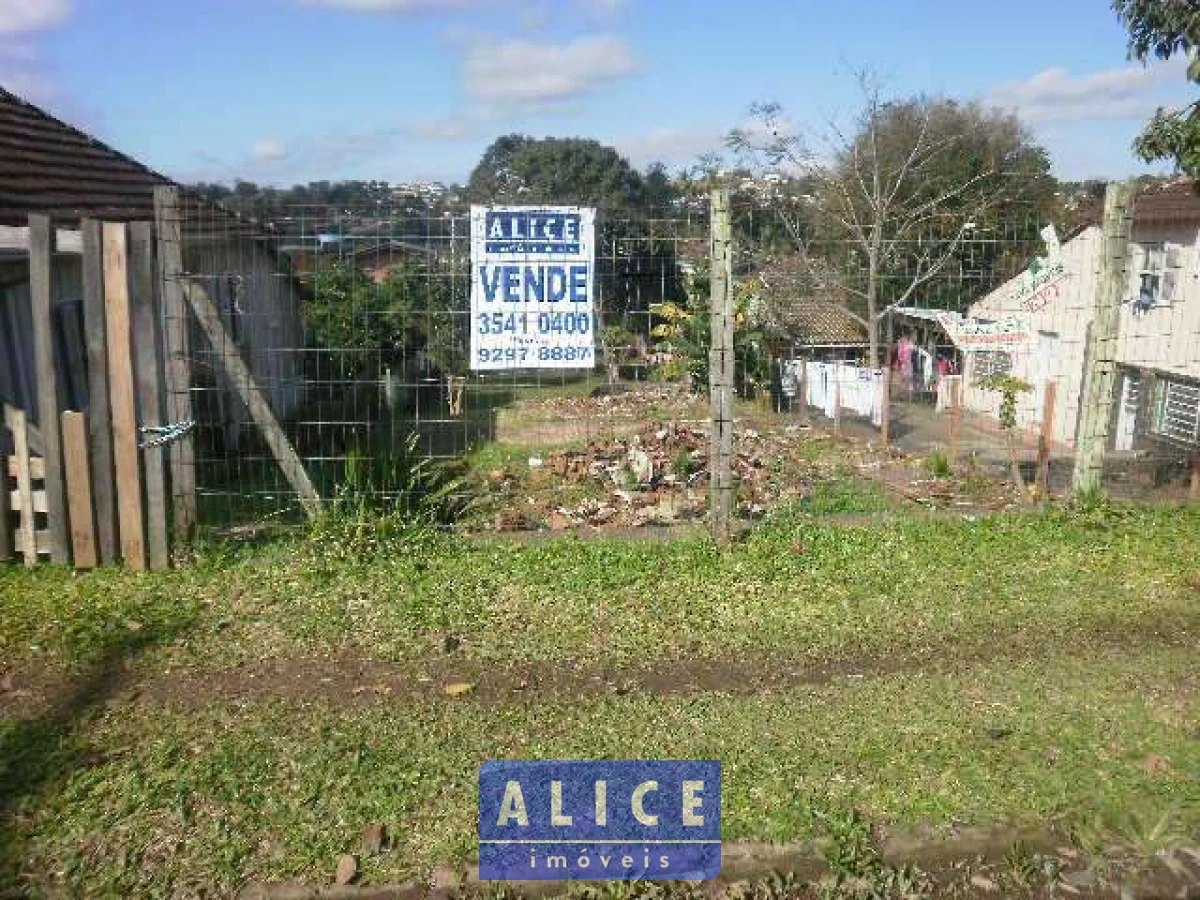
4;615;1197;718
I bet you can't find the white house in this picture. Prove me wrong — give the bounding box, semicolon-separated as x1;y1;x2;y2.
960;182;1200;454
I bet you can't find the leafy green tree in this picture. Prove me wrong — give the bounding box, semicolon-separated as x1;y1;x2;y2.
1113;0;1199;180
306;260;466;384
465;135;652;210
729;75;1055;363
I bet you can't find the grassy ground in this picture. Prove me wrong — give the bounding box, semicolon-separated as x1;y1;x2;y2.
1;502;1199;896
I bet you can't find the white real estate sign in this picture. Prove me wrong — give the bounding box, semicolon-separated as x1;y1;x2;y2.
470;205;597;370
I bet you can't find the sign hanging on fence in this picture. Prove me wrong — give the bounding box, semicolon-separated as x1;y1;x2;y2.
470;205;597;370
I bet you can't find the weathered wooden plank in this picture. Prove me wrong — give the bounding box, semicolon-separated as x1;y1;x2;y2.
81;219;118;564
24;422;44;457
182;279;322;517
1073;181;1134;493
0;225;83;254
129;221;169;570
14;530;50;555
154;187;196;551
879;364;891;447
0;437;11;563
8;489;48;513
6;456;45;480
103;222;146;571
1037;381;1058;496
59;303;88;412
62;411;97;569
5;405;38;566
28;214;70;563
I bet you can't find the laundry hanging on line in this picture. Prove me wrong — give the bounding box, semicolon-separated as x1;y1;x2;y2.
802;361;884;426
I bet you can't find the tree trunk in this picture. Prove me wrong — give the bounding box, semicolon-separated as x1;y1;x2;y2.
1006;430;1026;492
867;241;880;367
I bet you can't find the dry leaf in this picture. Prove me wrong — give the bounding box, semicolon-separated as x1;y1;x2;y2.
1141;753;1170;777
970;874;999;893
443;681;474;698
335;854;357;886
361;823;386;855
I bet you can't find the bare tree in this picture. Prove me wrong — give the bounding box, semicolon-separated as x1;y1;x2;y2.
728;72;1050;364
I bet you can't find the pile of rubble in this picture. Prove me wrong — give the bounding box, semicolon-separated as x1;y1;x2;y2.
474;421;873;532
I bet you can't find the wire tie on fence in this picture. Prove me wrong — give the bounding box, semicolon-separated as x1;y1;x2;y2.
138;420;196;449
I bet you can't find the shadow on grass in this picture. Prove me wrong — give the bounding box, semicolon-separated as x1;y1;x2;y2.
0;609;199;895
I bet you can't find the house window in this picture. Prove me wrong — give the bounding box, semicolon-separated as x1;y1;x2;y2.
1132;242;1178;312
1152;377;1200;446
971;350;1013;380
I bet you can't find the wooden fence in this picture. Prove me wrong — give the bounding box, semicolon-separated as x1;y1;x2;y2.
2;187;323;569
0;214;170;570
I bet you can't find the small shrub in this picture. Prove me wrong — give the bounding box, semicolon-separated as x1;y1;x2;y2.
922;450;952;478
671;448;696;480
307;430;475;564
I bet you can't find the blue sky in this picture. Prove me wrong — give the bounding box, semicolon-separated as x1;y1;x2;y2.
0;0;1193;185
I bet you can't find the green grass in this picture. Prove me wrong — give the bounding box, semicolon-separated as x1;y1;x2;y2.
3;503;1200;894
6;649;1197;896
2;504;1199;672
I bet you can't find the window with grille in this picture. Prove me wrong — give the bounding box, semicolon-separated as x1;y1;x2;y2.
971;350;1013;380
1152;378;1200;446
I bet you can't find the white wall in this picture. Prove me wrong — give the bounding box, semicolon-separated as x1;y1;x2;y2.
964;227;1102;446
1115;220;1200;378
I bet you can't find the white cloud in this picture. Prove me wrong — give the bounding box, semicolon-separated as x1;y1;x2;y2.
985;60;1185;124
250;138;288;162
0;0;71;33
408;111;490;141
464;34;636;105
614;126;722;169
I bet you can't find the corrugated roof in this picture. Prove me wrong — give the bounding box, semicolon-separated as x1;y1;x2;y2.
783;299;869;345
0;87;279;247
0;87;172;223
1133;179;1200;223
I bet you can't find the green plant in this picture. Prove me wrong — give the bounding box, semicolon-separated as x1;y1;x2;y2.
1073;805;1194;883
815;806;931;900
976;374;1033;490
650;269;774;395
1071;483;1111;514
601;324;640;385
799;479;889;516
308;431;475;564
671;448;697;481
922;450;952;478
306;260;468;386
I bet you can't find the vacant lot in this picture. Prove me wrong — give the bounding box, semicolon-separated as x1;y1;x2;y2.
2;500;1199;896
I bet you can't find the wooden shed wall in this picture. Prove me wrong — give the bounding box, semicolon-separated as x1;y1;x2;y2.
0;241;306;453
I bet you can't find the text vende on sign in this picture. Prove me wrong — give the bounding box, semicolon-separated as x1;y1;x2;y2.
470;206;597;371
478;760;722;881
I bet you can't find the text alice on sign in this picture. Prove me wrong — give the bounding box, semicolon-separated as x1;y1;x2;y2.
495;779;707;827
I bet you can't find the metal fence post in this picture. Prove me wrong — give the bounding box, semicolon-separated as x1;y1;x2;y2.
1073;181;1134;495
708;188;734;546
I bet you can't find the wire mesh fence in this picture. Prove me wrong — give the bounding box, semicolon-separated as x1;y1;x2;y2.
173;199;713;533
170;185;1200;539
